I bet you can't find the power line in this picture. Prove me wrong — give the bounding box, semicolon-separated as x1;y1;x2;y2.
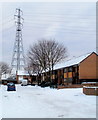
24;13;95;17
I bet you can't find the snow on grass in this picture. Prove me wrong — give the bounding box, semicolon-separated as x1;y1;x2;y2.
0;85;2;120
0;84;97;118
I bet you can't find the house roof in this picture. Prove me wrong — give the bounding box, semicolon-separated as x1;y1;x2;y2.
17;70;30;76
17;52;97;74
54;52;95;70
1;73;10;80
17;70;37;76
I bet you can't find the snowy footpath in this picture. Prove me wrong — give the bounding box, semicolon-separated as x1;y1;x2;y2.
0;84;96;118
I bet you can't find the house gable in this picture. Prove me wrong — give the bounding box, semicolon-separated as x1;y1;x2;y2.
79;52;98;80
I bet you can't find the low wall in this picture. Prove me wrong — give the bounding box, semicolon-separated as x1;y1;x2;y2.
82;82;98;96
83;87;98;96
58;84;83;89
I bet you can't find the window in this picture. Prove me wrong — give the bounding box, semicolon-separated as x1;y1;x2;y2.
64;78;67;82
68;67;73;72
61;75;63;79
68;78;73;83
52;71;55;74
64;68;67;73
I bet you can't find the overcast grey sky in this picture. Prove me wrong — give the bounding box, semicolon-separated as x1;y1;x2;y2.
1;2;96;65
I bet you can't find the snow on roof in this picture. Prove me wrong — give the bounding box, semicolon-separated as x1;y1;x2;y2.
17;70;37;76
82;82;97;84
1;73;10;80
54;52;92;70
17;70;30;76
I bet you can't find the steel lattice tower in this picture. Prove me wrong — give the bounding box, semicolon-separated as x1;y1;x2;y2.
11;8;25;74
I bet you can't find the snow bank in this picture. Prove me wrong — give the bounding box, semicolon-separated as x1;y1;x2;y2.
0;86;2;120
82;82;97;84
83;86;98;88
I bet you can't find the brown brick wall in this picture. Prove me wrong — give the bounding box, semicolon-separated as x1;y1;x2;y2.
58;84;83;89
95;54;98;79
83;87;98;96
57;69;64;84
79;53;98;79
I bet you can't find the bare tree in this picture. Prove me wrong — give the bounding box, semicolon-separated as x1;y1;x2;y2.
28;39;68;82
26;55;43;85
43;40;68;82
28;40;48;80
0;62;10;79
44;40;67;72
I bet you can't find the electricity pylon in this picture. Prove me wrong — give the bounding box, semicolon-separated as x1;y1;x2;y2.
11;8;25;74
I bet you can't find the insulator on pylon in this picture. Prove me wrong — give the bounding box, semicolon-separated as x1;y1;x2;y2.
17;29;21;31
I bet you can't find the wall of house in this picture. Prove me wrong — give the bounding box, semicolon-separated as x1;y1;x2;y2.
57;69;62;85
16;75;32;84
79;53;98;80
33;52;98;85
97;55;98;79
63;66;79;84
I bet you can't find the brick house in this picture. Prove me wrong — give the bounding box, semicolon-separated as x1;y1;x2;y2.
38;52;98;85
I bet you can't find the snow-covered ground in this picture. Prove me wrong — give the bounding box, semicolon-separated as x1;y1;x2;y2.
0;84;96;118
0;85;2;120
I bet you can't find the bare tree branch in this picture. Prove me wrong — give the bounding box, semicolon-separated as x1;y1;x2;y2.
27;39;68;83
0;62;10;79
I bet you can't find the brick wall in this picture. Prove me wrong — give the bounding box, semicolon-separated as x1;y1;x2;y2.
83;87;98;96
57;84;83;89
79;53;98;79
